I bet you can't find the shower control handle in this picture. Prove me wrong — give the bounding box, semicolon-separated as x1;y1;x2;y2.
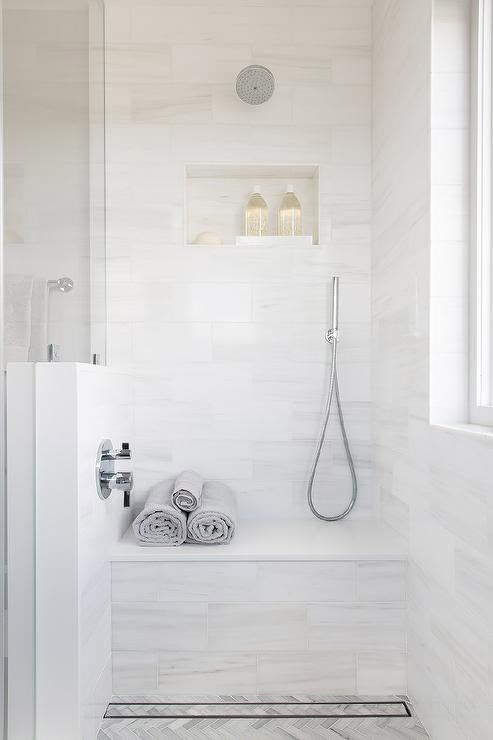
99;472;133;508
100;471;133;491
101;442;132;461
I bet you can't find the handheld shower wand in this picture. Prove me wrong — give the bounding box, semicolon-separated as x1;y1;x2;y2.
326;275;339;343
307;276;358;521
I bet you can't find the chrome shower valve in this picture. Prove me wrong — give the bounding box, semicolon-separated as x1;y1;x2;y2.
96;439;133;507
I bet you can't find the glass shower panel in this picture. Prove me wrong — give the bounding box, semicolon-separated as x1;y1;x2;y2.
2;0;106;364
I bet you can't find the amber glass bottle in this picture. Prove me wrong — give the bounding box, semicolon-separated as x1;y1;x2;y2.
278;184;302;236
245;185;269;237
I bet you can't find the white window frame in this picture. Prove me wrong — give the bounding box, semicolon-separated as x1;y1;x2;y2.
470;0;493;424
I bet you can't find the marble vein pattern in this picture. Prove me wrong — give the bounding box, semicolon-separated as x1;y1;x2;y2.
98;695;430;739
373;0;493;738
111;560;407;696
104;0;374;520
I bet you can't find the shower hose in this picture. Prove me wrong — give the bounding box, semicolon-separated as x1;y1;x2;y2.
306;328;358;521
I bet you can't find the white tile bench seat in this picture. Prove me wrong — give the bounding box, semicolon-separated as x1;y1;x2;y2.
110;519;408;697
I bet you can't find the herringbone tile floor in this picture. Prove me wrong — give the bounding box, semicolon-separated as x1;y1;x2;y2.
98;696;430;738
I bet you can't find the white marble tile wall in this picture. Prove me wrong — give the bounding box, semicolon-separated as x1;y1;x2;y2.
373;1;493;738
104;0;373;519
111;559;407;695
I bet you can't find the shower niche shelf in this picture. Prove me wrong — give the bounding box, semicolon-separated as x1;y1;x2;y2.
185;163;320;247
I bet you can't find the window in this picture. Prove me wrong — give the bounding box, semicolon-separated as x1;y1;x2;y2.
471;0;493;424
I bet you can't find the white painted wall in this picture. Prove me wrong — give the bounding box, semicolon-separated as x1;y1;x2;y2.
104;0;374;520
373;1;493;738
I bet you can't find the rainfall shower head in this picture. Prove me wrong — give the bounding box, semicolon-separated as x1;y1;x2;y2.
236;65;275;105
48;276;74;293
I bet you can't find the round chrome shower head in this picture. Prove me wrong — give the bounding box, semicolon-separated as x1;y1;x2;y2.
236;65;275;105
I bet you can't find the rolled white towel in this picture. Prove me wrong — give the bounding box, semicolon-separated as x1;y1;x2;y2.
187;481;237;545
172;469;204;512
133;481;187;547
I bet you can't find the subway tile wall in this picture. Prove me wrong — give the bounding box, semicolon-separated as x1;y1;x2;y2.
104;0;374;519
111;559;407;695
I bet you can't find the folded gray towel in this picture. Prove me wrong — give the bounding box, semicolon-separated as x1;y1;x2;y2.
172;469;204;512
187;481;237;545
133;481;187;546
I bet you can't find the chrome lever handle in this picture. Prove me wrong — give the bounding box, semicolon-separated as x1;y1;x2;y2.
101;442;132;461
100;471;133;491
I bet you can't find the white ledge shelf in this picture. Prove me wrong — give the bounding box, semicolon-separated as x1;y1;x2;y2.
184;238;321;249
111;519;407;563
235;235;313;247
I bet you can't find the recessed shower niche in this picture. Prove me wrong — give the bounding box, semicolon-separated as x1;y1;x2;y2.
185;164;320;247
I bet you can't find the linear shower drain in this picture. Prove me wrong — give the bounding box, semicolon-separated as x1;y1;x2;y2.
104;700;412;720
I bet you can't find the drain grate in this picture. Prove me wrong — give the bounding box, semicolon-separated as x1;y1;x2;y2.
105;700;411;720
